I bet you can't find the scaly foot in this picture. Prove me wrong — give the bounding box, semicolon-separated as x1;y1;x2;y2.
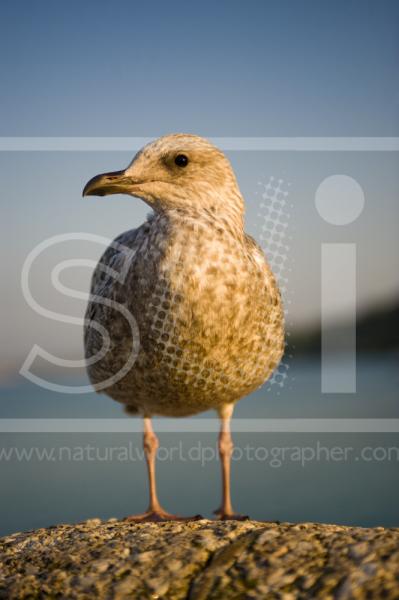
125;509;203;522
213;507;249;521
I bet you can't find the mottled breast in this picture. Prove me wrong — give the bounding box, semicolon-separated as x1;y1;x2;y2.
84;211;284;416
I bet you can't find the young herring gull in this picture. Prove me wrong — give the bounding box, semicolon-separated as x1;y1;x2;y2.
83;134;284;521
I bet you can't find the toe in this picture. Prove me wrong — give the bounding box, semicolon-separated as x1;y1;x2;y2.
125;511;203;523
215;513;249;521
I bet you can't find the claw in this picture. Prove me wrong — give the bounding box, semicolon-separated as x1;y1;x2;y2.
213;508;249;521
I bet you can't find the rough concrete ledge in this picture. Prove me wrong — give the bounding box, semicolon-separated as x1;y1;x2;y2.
0;519;398;599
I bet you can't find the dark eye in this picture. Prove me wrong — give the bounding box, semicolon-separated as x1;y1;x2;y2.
174;154;189;167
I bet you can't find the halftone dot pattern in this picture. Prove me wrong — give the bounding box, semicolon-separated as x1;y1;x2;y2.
256;176;293;391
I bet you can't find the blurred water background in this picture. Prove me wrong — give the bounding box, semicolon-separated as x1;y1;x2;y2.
1;352;398;536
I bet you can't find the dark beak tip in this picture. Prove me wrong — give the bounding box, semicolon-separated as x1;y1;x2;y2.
82;186;99;197
82;170;128;198
82;180;96;197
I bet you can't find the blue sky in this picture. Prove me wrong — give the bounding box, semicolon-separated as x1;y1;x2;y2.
0;0;398;374
1;0;398;136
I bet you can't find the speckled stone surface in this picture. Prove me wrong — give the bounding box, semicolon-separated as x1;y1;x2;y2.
0;519;398;599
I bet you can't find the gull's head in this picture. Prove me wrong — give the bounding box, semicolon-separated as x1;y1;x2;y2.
83;134;244;223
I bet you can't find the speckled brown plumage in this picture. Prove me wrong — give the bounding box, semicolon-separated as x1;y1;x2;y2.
83;134;284;520
84;135;284;417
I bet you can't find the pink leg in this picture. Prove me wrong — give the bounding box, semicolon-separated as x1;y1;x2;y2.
126;417;202;522
214;404;248;521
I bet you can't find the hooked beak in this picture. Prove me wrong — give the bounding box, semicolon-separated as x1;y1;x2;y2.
82;170;137;197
